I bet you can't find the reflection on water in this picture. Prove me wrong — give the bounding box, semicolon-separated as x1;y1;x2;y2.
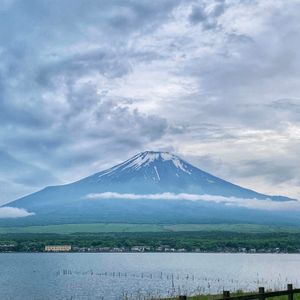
0;253;299;300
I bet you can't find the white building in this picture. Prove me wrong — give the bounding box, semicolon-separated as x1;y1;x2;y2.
45;245;71;252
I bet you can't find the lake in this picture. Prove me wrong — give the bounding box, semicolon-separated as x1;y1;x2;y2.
0;253;299;300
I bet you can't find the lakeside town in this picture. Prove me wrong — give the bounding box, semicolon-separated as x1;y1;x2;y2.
1;244;299;254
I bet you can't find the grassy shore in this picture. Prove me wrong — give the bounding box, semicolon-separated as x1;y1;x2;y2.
153;293;224;300
152;291;300;300
160;293;249;300
131;290;300;300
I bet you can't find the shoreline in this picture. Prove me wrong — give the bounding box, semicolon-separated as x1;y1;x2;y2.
0;251;298;254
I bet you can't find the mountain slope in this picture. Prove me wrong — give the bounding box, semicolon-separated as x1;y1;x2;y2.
1;151;298;226
79;151;293;200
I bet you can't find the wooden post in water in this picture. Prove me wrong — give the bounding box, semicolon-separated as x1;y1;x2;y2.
259;287;265;300
179;296;187;300
223;291;230;299
288;284;293;300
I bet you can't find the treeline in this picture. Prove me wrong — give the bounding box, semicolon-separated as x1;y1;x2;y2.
1;231;300;252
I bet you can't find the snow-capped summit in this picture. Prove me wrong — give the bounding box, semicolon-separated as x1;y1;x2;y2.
120;151;191;173
90;151;194;184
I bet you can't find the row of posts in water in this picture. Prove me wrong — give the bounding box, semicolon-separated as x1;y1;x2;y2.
56;270;279;286
57;270;236;283
58;270;206;279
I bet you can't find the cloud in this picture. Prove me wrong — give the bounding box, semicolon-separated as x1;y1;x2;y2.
267;99;300;123
83;192;300;212
213;3;225;17
0;149;60;187
189;5;207;24
188;1;225;29
232;159;298;185
269;99;300;110
0;207;35;218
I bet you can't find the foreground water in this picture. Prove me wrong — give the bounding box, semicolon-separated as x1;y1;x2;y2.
0;253;300;300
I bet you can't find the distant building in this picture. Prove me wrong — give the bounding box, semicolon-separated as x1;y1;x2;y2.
257;249;266;253
112;247;123;252
45;245;71;252
178;248;187;252
131;246;151;252
156;245;170;252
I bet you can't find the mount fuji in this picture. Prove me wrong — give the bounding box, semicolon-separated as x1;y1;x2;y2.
1;151;299;226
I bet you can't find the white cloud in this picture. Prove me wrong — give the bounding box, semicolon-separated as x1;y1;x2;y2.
0;207;36;218
84;192;300;212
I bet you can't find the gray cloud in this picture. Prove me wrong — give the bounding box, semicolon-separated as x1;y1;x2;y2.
0;149;60;187
188;1;225;29
189;5;207;24
234;160;298;185
35;51;133;90
213;4;225;17
268;99;300;111
168;124;189;134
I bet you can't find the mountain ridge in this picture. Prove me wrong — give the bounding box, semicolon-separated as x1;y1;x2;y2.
1;151;299;227
70;151;295;201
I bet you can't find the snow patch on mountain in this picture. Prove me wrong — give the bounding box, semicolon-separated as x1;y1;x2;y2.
97;165;120;179
154;166;160;180
206;179;214;184
161;152;191;174
123;153;160;170
160;153;174;161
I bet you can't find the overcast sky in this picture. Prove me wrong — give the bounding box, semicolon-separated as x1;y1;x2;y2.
1;0;300;206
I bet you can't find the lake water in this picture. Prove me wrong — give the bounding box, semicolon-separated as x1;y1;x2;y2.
0;253;300;300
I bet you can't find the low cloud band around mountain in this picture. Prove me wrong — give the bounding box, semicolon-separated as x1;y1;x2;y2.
0;207;36;218
84;192;300;212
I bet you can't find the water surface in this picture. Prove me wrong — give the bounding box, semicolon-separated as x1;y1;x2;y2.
0;253;299;300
